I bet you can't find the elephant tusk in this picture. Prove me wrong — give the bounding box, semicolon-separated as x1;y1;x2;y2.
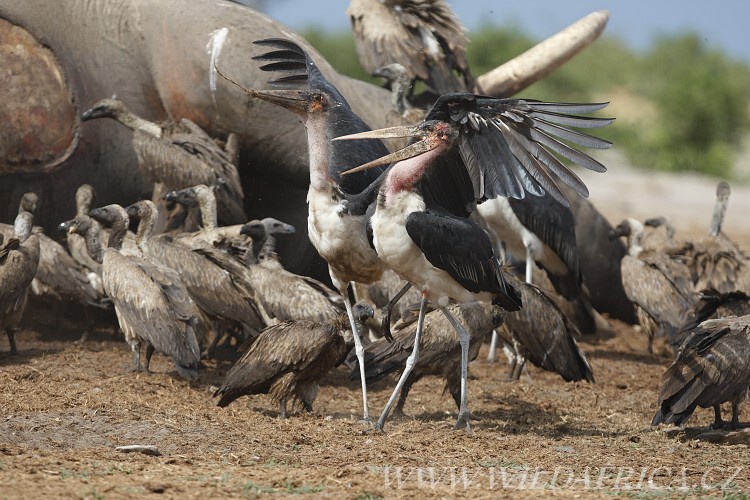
475;10;609;97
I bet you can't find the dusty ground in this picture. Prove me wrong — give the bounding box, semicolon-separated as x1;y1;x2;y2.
2;163;750;499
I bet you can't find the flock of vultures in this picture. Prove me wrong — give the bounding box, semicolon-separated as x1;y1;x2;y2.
2;0;750;435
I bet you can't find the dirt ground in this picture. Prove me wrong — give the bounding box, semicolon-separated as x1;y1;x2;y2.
2;163;750;499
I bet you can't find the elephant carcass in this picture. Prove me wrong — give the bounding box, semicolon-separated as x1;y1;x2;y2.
0;0;393;279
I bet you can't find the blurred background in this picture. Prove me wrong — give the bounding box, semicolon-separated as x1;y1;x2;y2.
245;1;750;182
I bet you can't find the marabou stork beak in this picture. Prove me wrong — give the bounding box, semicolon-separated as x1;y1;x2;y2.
336;125;438;175
248;89;316;114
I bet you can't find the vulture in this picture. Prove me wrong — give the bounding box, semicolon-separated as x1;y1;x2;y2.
0;193;105;311
241;217;297;270
672;289;750;351
357;302;505;418
610;218;698;353
163;184;251;250
88;204;201;378
646;182;750;294
81;97;246;229
214;303;375;418
347;0;473;95
238;219;345;324
0;209;40;354
125;200;266;347
65;184;104;275
652;314;750;429
496;277;595;383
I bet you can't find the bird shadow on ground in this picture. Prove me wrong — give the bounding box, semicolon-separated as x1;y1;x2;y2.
661;425;750;444
587;348;669;367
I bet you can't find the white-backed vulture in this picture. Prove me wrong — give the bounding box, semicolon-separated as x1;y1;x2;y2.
214;303;375;418
125;200;266;343
0;193;106;311
0;209;40;354
652;314;750;429
238;219;345;324
347;0;473;95
610;218;698;353
497;277;595;383
81;97;246;228
163;184;250;250
88;204;200;378
647;182;750;294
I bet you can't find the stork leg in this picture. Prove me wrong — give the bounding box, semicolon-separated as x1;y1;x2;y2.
440;305;480;431
380;282;412;341
487;330;499;362
393;372;420;418
375;295;428;431
345;283;372;423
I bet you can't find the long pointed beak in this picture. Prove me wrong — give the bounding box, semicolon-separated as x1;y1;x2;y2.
250;89;312;114
341;136;438;175
332;124;423;142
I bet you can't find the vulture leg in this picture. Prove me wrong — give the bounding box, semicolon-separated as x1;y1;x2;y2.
345;284;372;423
440;305;479;431
375;295;428;431
502;339;518;379
202;321;225;358
487;330;500;363
730;401;742;429
279;398;288;419
380;283;413;341
301;400;313;413
143;342;155;374
711;405;725;429
128;340;142;372
6;329;18;355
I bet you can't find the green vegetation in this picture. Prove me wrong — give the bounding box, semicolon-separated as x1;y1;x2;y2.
301;27;750;179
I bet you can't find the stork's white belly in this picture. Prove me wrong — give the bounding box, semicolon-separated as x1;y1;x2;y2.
373;191;488;304
307;187;383;286
477;198;567;274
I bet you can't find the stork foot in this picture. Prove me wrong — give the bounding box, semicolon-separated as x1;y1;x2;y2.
357;416;376;430
454;411;481;432
710;419;726;430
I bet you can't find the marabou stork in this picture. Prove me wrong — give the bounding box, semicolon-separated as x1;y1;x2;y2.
241;38;413;422
335;92;613;430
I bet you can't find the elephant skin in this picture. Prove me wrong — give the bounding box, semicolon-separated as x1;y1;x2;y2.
0;0;393;279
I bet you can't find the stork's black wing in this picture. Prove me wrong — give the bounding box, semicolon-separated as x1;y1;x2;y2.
508;194;581;299
405;209;521;310
426;93;613;207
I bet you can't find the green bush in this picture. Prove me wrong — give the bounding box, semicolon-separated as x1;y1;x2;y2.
300;27;750;179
